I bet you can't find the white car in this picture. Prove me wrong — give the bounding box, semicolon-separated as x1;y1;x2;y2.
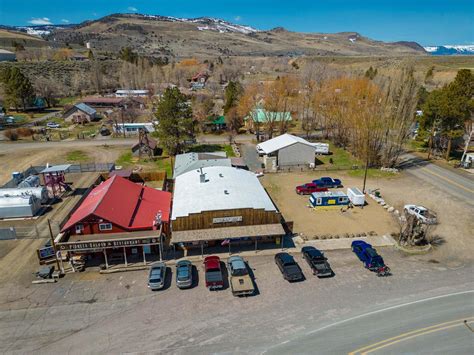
46;122;61;129
256;145;265;156
404;204;437;224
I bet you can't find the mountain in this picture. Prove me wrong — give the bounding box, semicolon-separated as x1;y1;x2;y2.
423;45;474;55
5;13;426;57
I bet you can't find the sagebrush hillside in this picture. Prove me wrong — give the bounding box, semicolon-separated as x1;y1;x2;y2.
46;13;426;58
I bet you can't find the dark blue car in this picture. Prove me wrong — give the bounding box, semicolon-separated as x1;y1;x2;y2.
351;241;391;276
312;177;343;188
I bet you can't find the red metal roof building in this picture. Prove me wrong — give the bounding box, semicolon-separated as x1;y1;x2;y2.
61;175;171;236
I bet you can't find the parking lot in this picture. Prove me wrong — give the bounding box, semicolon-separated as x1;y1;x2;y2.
1;248;472;353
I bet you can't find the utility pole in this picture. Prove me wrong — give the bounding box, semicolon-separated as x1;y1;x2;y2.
47;219;61;273
362;135;370;194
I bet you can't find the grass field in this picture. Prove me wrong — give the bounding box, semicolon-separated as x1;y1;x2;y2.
317;142;361;169
65;150;90;162
188;144;236;157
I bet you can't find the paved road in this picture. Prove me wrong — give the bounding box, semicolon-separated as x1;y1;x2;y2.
267;290;474;354
1;249;472;354
400;154;474;207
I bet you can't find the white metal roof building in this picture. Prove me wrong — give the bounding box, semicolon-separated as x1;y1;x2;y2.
256;134;316;168
0;195;41;218
173;152;231;178
115;90;149;97
172;166;277;220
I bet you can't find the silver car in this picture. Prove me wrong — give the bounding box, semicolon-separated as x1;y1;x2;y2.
176;260;193;289
148;262;166;290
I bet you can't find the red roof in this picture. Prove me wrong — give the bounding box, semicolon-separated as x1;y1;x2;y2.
82;97;124;104
61;175;171;233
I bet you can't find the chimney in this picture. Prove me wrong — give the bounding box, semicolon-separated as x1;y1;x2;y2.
199;168;206;183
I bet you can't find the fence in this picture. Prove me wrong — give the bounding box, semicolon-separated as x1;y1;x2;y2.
1;163;115;188
0;220;61;240
267;165;359;173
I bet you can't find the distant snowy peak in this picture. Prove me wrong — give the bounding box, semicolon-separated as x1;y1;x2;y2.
141;14;259;34
424;45;474;55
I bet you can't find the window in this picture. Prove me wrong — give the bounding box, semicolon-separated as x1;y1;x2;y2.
99;223;113;231
316;198;322;205
75;224;84;234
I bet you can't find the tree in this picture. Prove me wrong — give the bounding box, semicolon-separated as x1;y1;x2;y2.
422;69;473;160
223;80;243;114
155;87;194;156
237;82;261;140
364;66;378;80
119;47;138;64
0;67;35;111
34;76;59;108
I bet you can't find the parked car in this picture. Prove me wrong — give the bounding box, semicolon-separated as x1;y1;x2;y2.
404;204;437;224
296;183;328;195
301;246;333;277
100;127;111;136
148;261;167;290
275;253;304;281
227;256;255;296
204;256;224;290
46;122;61;129
312;177;343;188
351;241;391;276
176;260;193;289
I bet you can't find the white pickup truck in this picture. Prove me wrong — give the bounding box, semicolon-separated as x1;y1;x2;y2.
404;204;437;224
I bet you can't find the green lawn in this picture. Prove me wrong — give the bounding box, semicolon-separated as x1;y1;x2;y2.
347;168;399;179
57;96;80;106
317;142;361;169
65;150;89;162
188;144;236;157
155;157;173;176
116;151;133;167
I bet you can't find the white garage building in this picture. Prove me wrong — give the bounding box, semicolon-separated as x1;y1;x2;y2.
256;134;316;170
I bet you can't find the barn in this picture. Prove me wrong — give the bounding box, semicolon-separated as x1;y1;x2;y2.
171;166;285;253
63;103;97;123
256;133;316;170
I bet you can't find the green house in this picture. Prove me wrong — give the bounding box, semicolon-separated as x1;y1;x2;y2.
245;108;292;123
205;115;226;131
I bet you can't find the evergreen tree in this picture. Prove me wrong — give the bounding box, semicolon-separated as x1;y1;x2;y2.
223;80;243;114
0;67;35;111
155;87;194;156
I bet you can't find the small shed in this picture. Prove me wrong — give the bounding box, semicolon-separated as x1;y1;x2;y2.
0;195;41;218
131;137;161;157
347;187;365;206
63;103;97;123
309;191;349;208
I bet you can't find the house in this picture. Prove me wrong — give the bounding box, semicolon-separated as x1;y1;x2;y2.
113;122;155;135
56;175;172;267
115;89;149;97
190;72;209;90
0;49;16;62
244;108;292;133
256;133;316;170
81;97;144;110
171;166;285;252
173;152;231;178
63;103;97;123
131;137;161;157
204;116;226;131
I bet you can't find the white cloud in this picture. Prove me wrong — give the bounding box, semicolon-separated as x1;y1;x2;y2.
61;19;70;23
234;16;241;22
28;17;52;25
128;6;138;12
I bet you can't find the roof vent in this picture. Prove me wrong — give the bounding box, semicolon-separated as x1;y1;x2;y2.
219;173;223;178
224;190;229;195
199;167;206;183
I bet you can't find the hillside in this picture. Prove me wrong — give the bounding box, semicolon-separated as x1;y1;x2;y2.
45;13;426;58
0;28;48;48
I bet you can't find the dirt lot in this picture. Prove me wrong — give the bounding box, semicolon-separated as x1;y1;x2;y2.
262;171;473;264
0;144;126;185
261;172;399;238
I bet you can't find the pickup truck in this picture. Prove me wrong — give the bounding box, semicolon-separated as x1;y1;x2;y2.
227;256;255;296
295;183;328;195
204;256;224;290
404;204;437;224
312;177;343;188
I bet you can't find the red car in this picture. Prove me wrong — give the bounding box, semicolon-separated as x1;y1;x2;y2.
295;183;328;195
204;256;224;290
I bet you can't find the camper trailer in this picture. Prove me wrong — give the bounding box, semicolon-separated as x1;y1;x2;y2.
347;187;365;206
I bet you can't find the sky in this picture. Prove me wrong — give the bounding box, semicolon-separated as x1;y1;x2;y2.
0;0;473;45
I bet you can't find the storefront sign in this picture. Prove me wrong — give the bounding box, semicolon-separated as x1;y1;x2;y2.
212;216;242;224
57;237;159;251
37;246;55;260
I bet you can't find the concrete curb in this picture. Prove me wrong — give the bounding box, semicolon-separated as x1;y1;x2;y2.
394;243;432;254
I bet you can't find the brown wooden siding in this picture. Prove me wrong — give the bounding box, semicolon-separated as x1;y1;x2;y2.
172;208;281;231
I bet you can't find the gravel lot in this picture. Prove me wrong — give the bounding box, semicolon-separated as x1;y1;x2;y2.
260;172;399;238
